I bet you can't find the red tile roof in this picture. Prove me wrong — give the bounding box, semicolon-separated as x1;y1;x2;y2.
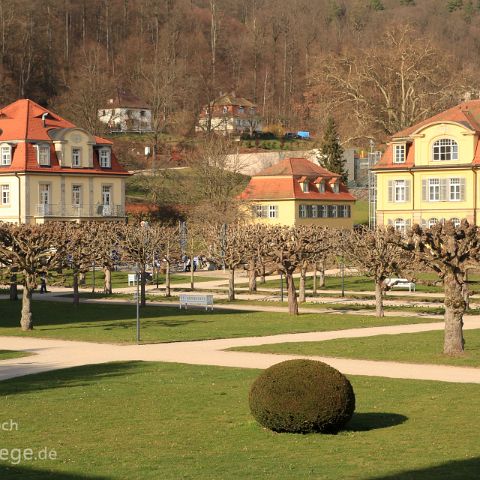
239;157;355;201
0;99;128;176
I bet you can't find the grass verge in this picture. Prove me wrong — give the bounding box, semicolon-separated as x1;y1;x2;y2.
0;300;438;344
0;362;479;479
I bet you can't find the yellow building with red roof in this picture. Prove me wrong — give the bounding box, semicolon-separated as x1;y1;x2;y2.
0;99;130;224
373;100;480;230
239;157;356;227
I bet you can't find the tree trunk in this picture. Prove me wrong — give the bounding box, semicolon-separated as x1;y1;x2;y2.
20;284;34;331
375;280;384;317
73;272;80;306
312;267;317;296
443;273;466;355
165;260;171;297
228;267;235;301
141;267;146;307
190;261;195;291
248;259;257;293
9;275;18;301
79;272;86;286
299;266;306;303
260;264;266;283
319;259;325;287
103;266;112;295
286;272;298;315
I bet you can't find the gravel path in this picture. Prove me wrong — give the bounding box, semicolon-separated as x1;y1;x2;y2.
1;318;479;384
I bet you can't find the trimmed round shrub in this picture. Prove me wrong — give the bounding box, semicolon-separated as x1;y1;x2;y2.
249;359;355;434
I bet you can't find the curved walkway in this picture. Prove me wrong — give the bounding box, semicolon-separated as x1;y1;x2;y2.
0;318;480;384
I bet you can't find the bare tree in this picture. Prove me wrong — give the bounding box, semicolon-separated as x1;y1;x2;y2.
341;226;408;317
157;224;180;297
394;221;480;355
0;223;65;330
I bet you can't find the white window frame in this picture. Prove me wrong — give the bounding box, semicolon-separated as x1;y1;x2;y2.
301;181;309;193
311;205;318;218
450;217;461;228
393;144;406;164
268;205;278;218
394;180;406;202
37;143;51;166
72;148;81;167
331;183;339;193
99;148;111;168
394;218;406;232
299;205;307;218
428;218;439;228
0;144;12;166
432;138;458;161
317;182;325;193
1;184;10;205
449;178;461;201
72;185;82;207
428;178;440;202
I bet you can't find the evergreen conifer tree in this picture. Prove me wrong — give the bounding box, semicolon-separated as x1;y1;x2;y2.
319;117;347;183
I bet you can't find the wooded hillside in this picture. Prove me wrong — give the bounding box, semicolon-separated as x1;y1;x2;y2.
1;0;480;145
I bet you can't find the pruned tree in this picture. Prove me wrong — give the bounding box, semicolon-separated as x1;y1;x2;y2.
393;220;480;355
341;226;408;317
120;222;163;307
264;225;318;315
207;223;249;301
61;222;99;306
157;224;181;297
0;223;65;330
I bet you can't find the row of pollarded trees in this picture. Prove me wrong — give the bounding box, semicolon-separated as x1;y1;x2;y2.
1;219;477;356
208;221;479;357
0;221;181;331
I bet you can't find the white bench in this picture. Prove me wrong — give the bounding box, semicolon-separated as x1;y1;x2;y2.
385;278;416;292
128;274;138;286
179;294;214;311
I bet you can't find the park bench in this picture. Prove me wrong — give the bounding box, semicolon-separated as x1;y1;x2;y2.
179;294;214;311
385;278;416;292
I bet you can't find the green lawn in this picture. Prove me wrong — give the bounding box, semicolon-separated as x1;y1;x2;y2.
0;362;479;479
0;350;31;360
352;199;369;225
232;329;480;368
48;270;214;290
0;300;438;344
248;273;480;294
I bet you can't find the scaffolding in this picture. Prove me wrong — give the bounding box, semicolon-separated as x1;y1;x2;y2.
368;151;382;229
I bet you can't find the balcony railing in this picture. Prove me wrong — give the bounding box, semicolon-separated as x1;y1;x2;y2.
35;204;125;218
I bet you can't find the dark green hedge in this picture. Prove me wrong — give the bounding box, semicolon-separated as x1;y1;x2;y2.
249;359;355;434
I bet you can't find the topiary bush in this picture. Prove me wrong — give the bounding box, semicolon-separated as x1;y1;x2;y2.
249;359;355;434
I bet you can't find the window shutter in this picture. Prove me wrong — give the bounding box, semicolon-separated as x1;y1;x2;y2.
421;218;427;228
422;179;427;201
387;219;393;226
460;178;466;201
388;181;394;202
405;180;410;202
440;178;448;201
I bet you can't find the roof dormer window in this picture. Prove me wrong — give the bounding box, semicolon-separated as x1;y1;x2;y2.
331;181;339;193
0;144;12;166
36;144;51;166
433;138;458;161
301;181;309;193
393;144;406;163
99;148;111;168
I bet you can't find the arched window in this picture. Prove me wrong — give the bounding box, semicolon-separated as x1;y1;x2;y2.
432;138;458;161
428;218;439;228
394;218;406;232
450;217;461;228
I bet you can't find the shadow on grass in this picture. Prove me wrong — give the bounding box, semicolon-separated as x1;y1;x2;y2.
346;412;407;432
0;361;143;397
0;300;244;332
0;465;111;480
368;457;480;479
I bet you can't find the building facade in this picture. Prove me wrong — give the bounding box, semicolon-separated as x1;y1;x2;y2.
239;157;356;227
196;92;262;135
0;99;130;224
373;100;480;230
98;89;152;133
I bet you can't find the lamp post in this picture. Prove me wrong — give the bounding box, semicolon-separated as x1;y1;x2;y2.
136;263;140;344
341;256;345;298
